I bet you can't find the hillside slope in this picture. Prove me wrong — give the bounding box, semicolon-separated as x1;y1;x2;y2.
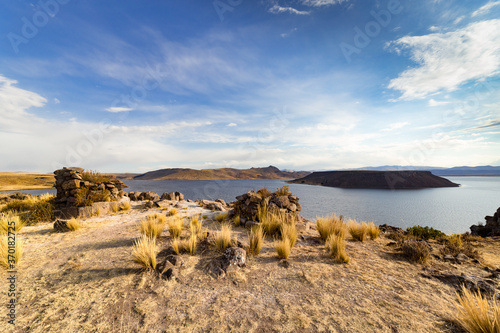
291;170;459;189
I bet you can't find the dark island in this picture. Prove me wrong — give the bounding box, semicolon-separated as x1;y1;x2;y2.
290;170;460;189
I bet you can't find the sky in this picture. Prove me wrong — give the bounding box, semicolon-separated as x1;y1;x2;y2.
0;0;499;173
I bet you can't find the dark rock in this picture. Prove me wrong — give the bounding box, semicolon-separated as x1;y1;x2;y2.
273;195;290;208
144;201;155;209
471;207;500;237
279;259;291;269
175;192;185;201
215;198;226;205
432;274;498;297
206;247;246;278
54;220;70;232
161;267;179;281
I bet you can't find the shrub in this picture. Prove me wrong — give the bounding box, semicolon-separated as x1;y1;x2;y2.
401;240;430;263
348;220;368;242
249;225;265;256
455;286;500;333
132;235;157;270
256;187;271;198
441;234;480;259
182;234;197;255
81;170;113;183
405;225;446;240
1;194;55;225
172;237;181;255
66;217;81;231
0;235;24;269
168;216;183;238
0;212;24;234
326;234;349;264
275;185;291;196
316;215;346;242
367;222;380;240
215;212;227;223
275;238;291;259
74;188;111;207
110;202;120;213
281;222;298;248
233;215;241;227
140;215;165;239
215;224;232;251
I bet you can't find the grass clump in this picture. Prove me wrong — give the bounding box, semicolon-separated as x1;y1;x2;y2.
215;224;232;251
119;200;131;211
256;187;271;198
0;235;24;269
249;225;265;256
455;286;500;333
405;225;446;240
81;170;113;184
168;208;178;216
172;237;181;255
441;234;480;259
316;215;347;242
367;222;380;240
66;217;81;231
132;235;157;270
281;222;298;248
348;220;369;242
401;240;430;264
233;215;241;227
168;216;184;238
182;234;198;255
275;185;291;196
0;212;25;234
1;194;55;225
140;214;166;239
110;202;120;213
326;234;350;264
215;212;228;223
74;188;111;207
275;237;291;259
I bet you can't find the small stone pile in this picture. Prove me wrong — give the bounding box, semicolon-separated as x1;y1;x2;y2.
128;191;184;202
471;207;500;237
54;167;127;208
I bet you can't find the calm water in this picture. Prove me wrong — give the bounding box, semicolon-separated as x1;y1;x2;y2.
4;177;499;234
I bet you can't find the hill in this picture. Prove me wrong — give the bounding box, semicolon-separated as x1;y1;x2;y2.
290;170;459;189
0;172;54;191
133;166;310;181
351;165;500;176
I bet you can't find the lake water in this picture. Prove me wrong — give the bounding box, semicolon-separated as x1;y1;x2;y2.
3;177;499;234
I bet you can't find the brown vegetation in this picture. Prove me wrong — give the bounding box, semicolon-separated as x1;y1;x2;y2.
0;172;54;191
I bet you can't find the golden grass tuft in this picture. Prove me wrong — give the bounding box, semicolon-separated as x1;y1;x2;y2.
316;215;347;242
119;200;131;211
281;222;298;248
455;286;500;333
215;224;232;251
0;235;24;269
132;235;157;270
367;222;380;240
275;185;291;196
2;194;55;225
110;202;120;213
182;234;198;255
348;220;368;242
215;212;227;223
0;211;25;234
172;237;181;255
326;234;349;264
140;215;166;239
190;215;203;236
168;208;178;216
66;217;81;231
249;225;265;256
148;213;167;224
233;215;241;227
275;237;291;259
168;216;184;238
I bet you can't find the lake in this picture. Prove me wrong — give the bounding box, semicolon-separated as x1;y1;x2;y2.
4;177;499;234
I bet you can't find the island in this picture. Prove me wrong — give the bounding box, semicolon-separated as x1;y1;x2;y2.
290;170;459;189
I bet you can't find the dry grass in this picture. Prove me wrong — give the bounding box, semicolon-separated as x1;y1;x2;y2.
132;235;157;270
441;234;480;259
171;237;181;255
0;234;24;269
0;211;25;234
348;220;369;242
258;205;296;237
168;208;178;216
368;222;380;240
67;218;81;232
190;215;203;236
0;172;54;191
119;200;132;211
215;212;227;223
81;170;114;183
233;215;241;227
2;194;55;225
455;286;500;333
168;216;184;238
401;240;430;264
316;215;347;242
110;202;120;213
140;215;165;239
275;237;291;259
275;185;291;196
281;222;298;248
326;234;350;264
182;234;198;255
249;225;265;256
215;224;232;251
74;188;111;207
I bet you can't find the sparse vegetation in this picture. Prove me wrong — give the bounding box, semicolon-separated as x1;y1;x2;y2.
275;237;291;259
119;200;131;211
401;240;430;263
233;215;241;227
140;215;165;239
190;215;203;236
0;211;24;234
132;235;157;270
215;212;227;223
455;286;500;333
316;215;347;242
367;222;380;240
81;170;114;184
405;225;446;240
168;208;178;216
110;202;120;213
168;216;184;238
215;224;232;251
256;187;271;198
172;237;181;255
249;225;265;256
326;234;349;264
0;235;24;269
348;220;369;242
182;234;198;255
441;234;480;259
1;194;55;225
275;185;291;196
74;188;111;207
66;217;81;231
281;222;298;248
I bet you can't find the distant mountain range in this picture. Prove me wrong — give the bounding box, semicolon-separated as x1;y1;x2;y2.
351;165;500;176
121;166;310;181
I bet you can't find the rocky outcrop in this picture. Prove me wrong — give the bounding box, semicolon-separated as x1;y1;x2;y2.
206;247;246;278
128;191;184;202
200;199;229;212
471;207;500;237
232;189;301;221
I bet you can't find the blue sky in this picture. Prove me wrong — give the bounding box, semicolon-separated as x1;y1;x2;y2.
0;0;499;173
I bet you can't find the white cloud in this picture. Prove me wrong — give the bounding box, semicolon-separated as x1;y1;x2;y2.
227;123;237;127
54;98;60;104
454;16;465;24
381;122;409;132
429;26;440;31
105;107;134;112
472;1;500;17
300;0;347;7
269;5;310;15
428;99;450;107
388;19;500;100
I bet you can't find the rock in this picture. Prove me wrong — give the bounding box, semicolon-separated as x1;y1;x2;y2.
144;201;155;209
432;274;498;297
296;221;311;233
61;179;81;190
224;247;246;268
129;192;140;201
161;267;179;281
165;255;184;267
471;207;500;237
443;255;458;264
215;198;226;206
156;200;172;209
157;255;184;274
202;200;226;212
54;220;70;232
456;253;469;263
206;247;246;278
168;192;176;201
273;195;290;208
176;192;185;201
288;203;297;212
379;224;404;233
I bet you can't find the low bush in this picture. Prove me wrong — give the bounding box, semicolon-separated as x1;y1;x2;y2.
1;194;55;225
140;215;165;239
401;240;430;263
275;185;291;196
0;235;24;269
182;234;197;255
275;238;291;259
168;208;178;216
110;202;120;213
119;200;131;211
74;188;111;207
348;220;368;242
215;212;227;223
256;187;271;198
233;215;241;227
132;235;157;270
249;225;265;256
455;286;500;333
441;234;480;259
81;170;114;184
326;234;349;264
215;224;232;251
190;215;203;236
405;225;446;240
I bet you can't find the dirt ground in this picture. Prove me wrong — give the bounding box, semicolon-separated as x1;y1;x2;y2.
1;201;498;332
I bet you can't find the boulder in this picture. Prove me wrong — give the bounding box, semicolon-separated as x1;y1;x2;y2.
471;207;500;237
175;192;185;201
54;220;70;232
206;247;246;278
431;274;498;298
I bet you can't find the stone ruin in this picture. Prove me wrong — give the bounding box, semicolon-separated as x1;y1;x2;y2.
471;207;500;237
54;167;128;218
